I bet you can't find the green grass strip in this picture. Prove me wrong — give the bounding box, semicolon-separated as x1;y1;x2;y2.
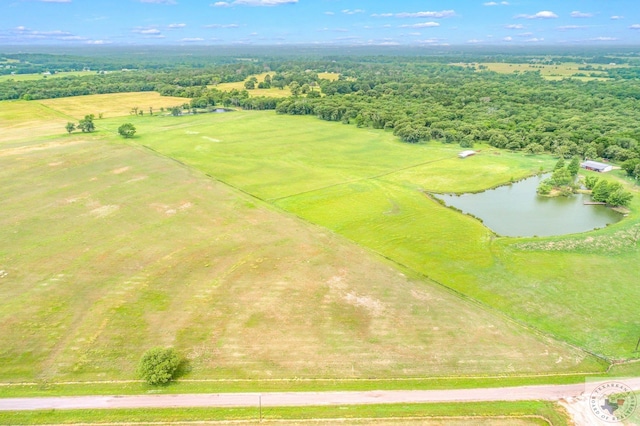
0;401;568;425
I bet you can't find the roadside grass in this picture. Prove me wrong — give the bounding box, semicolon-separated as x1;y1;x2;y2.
0;109;600;390
0;372;608;398
0;401;568;425
126;110;640;360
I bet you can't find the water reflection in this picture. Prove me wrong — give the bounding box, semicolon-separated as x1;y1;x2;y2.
433;174;622;237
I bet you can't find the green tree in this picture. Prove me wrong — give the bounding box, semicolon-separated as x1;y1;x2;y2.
607;188;633;207
118;123;136;138
78;114;95;133
567;156;580;177
553;158;565;171
621;158;640;177
244;80;255;90
171;106;182;116
138;347;181;386
65;122;75;134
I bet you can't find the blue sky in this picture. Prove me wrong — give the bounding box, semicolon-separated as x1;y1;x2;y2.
2;0;640;46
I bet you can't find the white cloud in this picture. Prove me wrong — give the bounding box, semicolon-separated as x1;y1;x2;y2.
504;24;524;29
467;39;482;43
39;0;72;3
135;28;162;35
395;10;456;19
590;37;617;41
204;23;239;28
611;16;623;20
371;13;393;17
525;37;544;42
557;25;587;31
181;37;204;42
515;11;558;19
215;0;297;6
630;24;640;30
400;22;440;28
342;9;364;15
501;1;509;4
503;36;512;41
168;23;186;29
86;40;111;45
484;2;498;5
324;11;334;15
139;0;176;4
571;11;593;18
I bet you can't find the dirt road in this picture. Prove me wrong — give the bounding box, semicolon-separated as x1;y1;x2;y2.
2;378;640;411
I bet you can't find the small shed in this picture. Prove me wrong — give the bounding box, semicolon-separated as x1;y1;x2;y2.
581;160;613;173
458;150;476;158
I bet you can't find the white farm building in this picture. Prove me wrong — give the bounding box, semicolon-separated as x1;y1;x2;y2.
581;160;613;173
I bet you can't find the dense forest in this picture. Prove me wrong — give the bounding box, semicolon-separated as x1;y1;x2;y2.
3;48;640;170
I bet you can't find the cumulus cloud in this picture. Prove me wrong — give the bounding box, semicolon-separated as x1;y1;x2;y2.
373;10;455;19
39;0;72;3
590;37;617;41
400;22;440;28
630;24;640;30
342;9;364;15
504;24;524;29
557;25;588;31
503;36;512;41
570;11;594;18
181;37;204;42
213;0;297;6
515;11;558;19
611;16;623;20
134;28;162;35
484;1;509;6
324;11;334;15
204;23;239;28
168;23;186;29
139;0;177;4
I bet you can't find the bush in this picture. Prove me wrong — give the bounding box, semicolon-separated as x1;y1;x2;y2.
138;347;181;385
118;123;136;138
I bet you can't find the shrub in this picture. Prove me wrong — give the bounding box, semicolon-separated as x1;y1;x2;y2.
138;347;181;385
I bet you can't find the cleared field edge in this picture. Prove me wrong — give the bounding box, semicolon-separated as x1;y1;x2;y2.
0;401;569;425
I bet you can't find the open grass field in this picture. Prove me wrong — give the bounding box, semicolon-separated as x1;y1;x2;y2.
214;72;292;98
129;110;640;361
38;92;188;119
459;62;621;81
0;93;188;145
0;71;98;82
0;103;606;387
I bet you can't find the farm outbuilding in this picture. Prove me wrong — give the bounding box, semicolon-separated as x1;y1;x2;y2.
581;160;613;173
458;150;476;158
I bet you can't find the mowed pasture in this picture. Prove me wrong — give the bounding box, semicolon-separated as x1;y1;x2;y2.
0;101;604;383
134;110;640;360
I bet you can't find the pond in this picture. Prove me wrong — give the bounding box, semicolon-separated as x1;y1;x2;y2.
433;174;623;237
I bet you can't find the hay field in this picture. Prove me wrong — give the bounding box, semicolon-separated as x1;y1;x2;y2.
39;92;189;119
134;110;640;360
0;103;602;383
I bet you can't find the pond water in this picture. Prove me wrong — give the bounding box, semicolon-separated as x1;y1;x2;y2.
433;174;623;237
